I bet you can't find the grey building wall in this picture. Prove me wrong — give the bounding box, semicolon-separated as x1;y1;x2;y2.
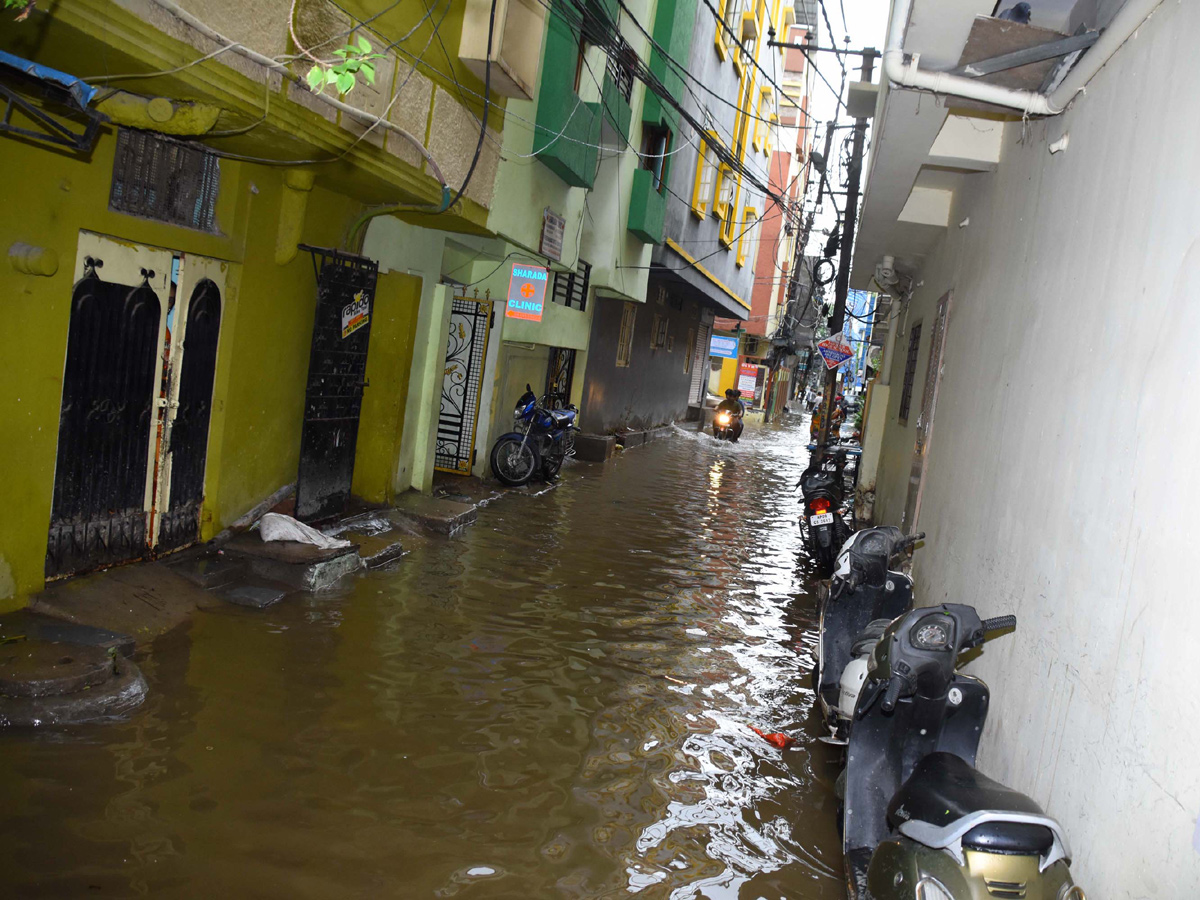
650;8;767;319
864;3;1200;893
580;292;704;432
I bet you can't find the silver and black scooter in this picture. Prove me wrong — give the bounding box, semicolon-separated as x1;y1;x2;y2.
813;527;923;741
840;604;1086;900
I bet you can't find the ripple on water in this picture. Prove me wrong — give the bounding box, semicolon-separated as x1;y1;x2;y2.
0;419;844;899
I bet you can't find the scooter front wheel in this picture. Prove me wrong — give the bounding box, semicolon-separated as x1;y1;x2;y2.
490;435;540;486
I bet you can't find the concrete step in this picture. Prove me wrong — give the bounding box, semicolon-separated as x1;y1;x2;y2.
30;562;217;644
221;582;290;609
616;424;677;449
222;533;364;592
344;530;406;568
574;433;616;462
389;492;478;535
169;551;249;590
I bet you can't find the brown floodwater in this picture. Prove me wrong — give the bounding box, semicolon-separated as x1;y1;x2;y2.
0;418;845;899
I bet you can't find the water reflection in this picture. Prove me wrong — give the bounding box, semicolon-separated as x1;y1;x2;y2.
0;418;843;899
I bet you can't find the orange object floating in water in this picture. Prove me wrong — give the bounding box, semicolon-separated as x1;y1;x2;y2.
749;726;795;749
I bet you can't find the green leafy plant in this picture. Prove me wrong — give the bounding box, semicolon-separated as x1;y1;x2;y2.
305;37;384;96
5;0;35;21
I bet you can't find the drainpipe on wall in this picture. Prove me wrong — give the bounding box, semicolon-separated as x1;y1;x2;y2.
878;296;900;386
883;0;1165;116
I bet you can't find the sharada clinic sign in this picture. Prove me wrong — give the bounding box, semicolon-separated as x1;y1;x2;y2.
505;263;549;321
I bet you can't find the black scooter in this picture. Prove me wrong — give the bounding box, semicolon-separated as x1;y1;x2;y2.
813;527;923;739
840;604;1084;900
798;445;852;574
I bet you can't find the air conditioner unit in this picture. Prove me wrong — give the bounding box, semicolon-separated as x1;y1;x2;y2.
459;0;547;101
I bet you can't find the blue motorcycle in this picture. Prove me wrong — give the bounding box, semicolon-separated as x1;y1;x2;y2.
489;385;579;486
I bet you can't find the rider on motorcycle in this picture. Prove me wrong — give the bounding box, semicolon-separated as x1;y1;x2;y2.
716;389;746;442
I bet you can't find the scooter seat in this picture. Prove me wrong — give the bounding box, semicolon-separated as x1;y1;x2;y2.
888;752;1046;833
550;408;576;427
961;820;1055;855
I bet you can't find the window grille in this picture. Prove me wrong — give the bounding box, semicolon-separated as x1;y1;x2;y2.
650;313;669;349
898;322;922;425
546;347;577;405
552;260;591;311
110;129;220;232
640;125;671;194
616;302;637;367
606;44;636;102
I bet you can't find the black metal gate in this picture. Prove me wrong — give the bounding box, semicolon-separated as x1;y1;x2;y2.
546;346;576;407
157;278;222;551
435;296;493;475
295;247;378;521
46;260;163;578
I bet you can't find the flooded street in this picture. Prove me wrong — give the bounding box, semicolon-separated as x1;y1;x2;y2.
0;419;844;899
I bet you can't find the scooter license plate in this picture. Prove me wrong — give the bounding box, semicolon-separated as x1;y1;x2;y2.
810;512;834;526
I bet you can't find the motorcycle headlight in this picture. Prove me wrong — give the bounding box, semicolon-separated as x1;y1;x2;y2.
915;876;954;900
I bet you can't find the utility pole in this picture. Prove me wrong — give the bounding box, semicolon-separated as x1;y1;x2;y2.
781;121;835;378
770;121;835;423
817;48;876;448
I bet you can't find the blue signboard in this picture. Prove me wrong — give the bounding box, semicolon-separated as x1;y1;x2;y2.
505;263;549;321
709;334;739;359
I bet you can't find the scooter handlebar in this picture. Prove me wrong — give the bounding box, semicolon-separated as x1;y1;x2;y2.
980;614;1017;634
893;531;926;554
880;676;905;713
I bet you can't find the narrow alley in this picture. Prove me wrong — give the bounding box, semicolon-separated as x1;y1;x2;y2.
0;422;845;899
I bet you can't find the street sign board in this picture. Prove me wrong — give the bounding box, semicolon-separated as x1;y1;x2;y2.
710;334;739;359
505;263;549;321
817;331;853;369
738;362;759;398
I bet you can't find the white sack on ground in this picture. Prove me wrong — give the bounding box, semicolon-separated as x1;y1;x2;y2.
258;513;352;549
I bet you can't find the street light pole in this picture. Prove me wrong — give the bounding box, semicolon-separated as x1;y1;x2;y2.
817;48;876;448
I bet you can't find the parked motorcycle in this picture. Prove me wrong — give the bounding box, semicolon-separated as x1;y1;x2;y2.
840;604;1084;900
489;385;578;487
813;527;923;738
798;446;852;574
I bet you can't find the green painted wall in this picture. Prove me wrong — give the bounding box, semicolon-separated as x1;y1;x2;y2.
642;0;695;129
361;217;452;494
0;125;385;609
205;177;364;537
0;127;238;608
350;271;422;504
534;9;602;187
628;167;667;243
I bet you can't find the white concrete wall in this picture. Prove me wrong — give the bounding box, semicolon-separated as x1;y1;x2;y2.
870;3;1200;895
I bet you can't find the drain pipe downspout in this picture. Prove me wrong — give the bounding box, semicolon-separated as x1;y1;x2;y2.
883;0;1164;116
